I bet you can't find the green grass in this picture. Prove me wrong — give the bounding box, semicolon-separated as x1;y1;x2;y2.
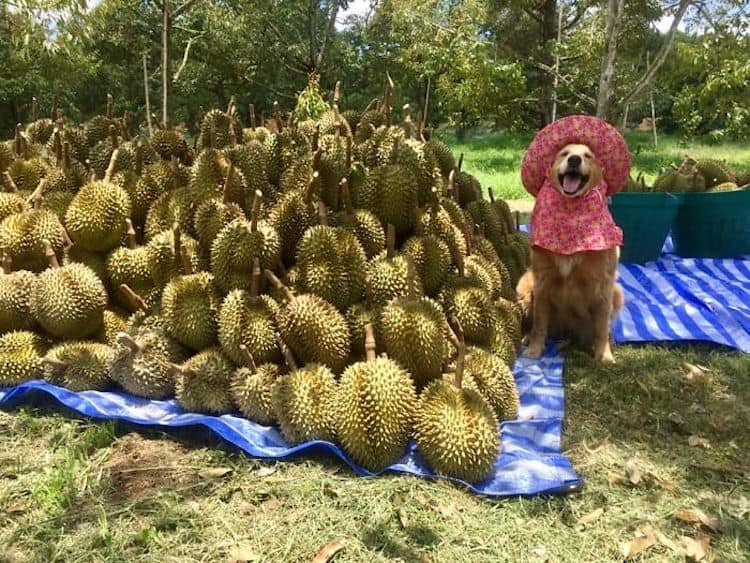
1;344;748;562
439;129;750;201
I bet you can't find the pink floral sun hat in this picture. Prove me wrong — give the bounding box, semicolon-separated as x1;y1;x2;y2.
521;115;632;197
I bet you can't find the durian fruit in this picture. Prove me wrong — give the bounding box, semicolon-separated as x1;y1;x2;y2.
31;241;107;340
695;159;735;188
487;189;516;235
193;195;244;255
97;307;129;346
7;158;46;191
0;253;37;334
129;158;188;226
0;330;46;386
463;347;519;421
0;192;28;222
172;348;234;414
452;163;482;206
334;323;416;472
145;225;200;288
63;241;108;286
330;178;385;259
736;169;750;188
196;107;242;151
466;198;506;254
295;211;367;311
402;221;451;297
65;150;132;252
230;344;280;425
413;327;499;483
345;302;379;362
424;139;456;178
488;320;517;368
224;139;273;202
105;219;155;308
439;262;495;346
84;113;115;147
265;124;311;187
109;332;175;399
421;188;467;268
0;207;66;272
89;125;135;178
218;258;280;366
0;142;12;172
378;260;447;388
357;161;419;238
316;133;350;209
161;268;220;351
365;224;419;307
144;185;194;239
189;148;247;209
210;191;281;293
150;128;192;164
43;342;114;391
494;297;522;347
270;336;337;444
706;182;739;192
265;270;350;373
267;176;317;264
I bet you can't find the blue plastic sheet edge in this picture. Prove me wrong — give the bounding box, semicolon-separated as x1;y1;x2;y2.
0;343;583;498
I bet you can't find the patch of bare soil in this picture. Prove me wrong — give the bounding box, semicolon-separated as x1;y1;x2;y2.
104;433;193;501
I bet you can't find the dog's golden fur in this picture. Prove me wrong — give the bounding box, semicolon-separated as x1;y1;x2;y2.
517;143;624;362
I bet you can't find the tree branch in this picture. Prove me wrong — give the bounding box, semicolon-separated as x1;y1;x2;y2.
563;4;588;31
531;60;597;107
618;0;691;109
173;0;198;18
314;2;341;73
522;6;544;24
173;32;205;83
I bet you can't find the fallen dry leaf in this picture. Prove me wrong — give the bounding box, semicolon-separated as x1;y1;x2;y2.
675;508;721;533
198;467;233;480
575;508;603;531
261;497;284;511
657;477;680;494
681;535;709;561
625;460;642;485
621;536;656;559
688;435;711;448
228;545;260;563
255;466;276;478
683;362;709;380
312;539;346;563
607;472;625;486
393;493;409;528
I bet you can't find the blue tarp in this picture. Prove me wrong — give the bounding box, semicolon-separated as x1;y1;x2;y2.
0;343;582;498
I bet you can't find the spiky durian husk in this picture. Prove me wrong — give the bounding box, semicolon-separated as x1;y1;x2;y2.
230;363;280;425
65;181;131;252
8;158;46;191
0;210;65;273
276;294;350;373
439;278;495;346
295;225;367;311
0;193;28;222
84;115;114;147
128;161;188;226
265;128;311;186
695;159;735;188
105;246;154;308
364;252;420;308
218;292;279;366
161;272;220;351
345;304;379;362
109;331;176;399
175;348;234;414
424;139;456;178
0;270;37;334
145;229;200;288
378;295;447;388
330;208;385;260
463;347;519;421
420;207;466;267
196;109;242;151
150;129;192;164
494;298;522;347
401;235;451;297
271;364;337;444
96;309;129;346
414;379;499;483
488;321;517;368
0;330;46;386
224;141;274;202
267;190;315;265
211;218;281;293
334;356;416;471
466;200;506;251
31;263;107;339
144;187;194;239
357;164;418;238
26;119;54;145
193;198;245;255
43;342;114;391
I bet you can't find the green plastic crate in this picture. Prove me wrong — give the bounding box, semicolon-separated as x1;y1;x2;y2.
608;192;682;263
672;189;750;258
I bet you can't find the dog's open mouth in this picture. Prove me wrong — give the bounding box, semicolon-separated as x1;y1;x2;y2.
558;172;589;196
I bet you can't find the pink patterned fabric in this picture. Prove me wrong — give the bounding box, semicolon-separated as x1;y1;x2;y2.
530;179;623;255
521;115;631;196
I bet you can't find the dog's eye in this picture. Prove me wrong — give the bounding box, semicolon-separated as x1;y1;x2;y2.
584;153;592;159
561;151;569;157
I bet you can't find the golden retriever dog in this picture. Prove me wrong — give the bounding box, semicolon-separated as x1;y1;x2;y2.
517;143;624;362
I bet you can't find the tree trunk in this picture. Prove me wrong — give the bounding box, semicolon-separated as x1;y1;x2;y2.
537;0;558;126
596;0;626;120
162;0;170;126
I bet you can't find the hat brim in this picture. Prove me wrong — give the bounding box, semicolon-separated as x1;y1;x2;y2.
521;115;631;196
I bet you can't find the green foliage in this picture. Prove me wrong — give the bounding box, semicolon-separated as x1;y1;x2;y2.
293;73;331;121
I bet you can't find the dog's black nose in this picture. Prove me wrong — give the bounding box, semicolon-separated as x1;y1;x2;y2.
567;155;582;167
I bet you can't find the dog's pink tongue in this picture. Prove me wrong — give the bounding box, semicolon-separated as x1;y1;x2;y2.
562;174;581;194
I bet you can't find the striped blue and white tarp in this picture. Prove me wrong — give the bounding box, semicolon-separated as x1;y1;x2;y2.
614;237;750;352
0;343;582;498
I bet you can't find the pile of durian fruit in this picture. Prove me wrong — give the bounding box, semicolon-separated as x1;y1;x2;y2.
624;156;750;193
0;84;530;484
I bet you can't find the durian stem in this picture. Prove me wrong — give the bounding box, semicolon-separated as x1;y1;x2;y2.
88;165;97;183
333;81;341;112
402;104;412;138
386;224;396;259
151;114;164;130
345;135;353;169
52;129;62;164
317;200;328;226
106;93;113;119
58;221;73;249
248;104;256;129
264;269;294;302
172;223;182;263
180;244;193;275
116;332;141;354
312;148;323;172
135;141;143;176
250;190;263;232
339;178;354;215
125;219;137;249
447;320;466;389
460;222;473;257
487;187;495;202
383;72;394;126
273;101;283;132
414;207;424;236
104;149;120;183
1;252;12;274
304;171;319;204
51;95;58;121
3;172;18;193
276;334;298;371
222;162;236;204
458;153;464;172
455;242;466;278
27;179;46;209
364;323;377;362
448;169;459;201
239;344;258;373
405;256;417;300
108;124;119;148
30;97;38;121
119;284;149;312
14;124;23;156
42;239;59;268
429;187;440;213
312;124;320;151
250;257;261;300
62;141;71;171
42;357;69;371
227;96;235;115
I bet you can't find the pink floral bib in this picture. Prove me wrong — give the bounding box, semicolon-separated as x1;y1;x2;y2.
530;179;623;255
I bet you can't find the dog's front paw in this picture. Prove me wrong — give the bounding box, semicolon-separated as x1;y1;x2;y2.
524;342;545;359
596;348;616;363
